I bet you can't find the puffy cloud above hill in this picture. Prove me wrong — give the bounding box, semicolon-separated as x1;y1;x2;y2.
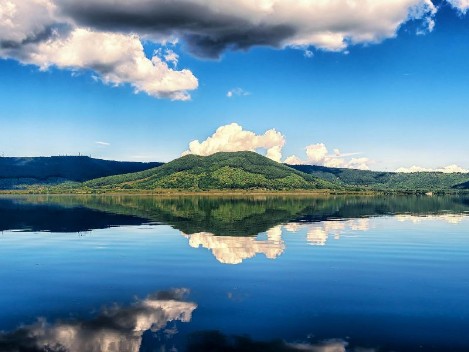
396;164;469;173
286;144;370;170
182;123;285;162
182;123;371;168
182;123;469;172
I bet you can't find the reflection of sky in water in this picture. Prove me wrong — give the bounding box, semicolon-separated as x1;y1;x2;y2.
181;214;468;264
182;226;285;264
1;198;469;351
0;289;196;352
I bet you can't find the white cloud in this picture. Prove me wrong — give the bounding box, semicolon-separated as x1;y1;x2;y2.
163;49;179;67
183;123;372;169
306;143;328;164
57;0;438;56
182;123;285;162
347;157;371;170
95;141;110;146
286;143;370;170
1;0;465;99
0;1;198;100
304;50;314;58
284;155;304;165
32;28;197;100
227;87;250;98
0;0;56;44
396;164;469;173
447;0;469;13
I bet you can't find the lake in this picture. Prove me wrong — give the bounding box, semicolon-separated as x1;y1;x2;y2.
0;194;468;351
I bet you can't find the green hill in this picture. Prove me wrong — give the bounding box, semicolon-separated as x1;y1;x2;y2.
289;164;469;191
80;151;338;191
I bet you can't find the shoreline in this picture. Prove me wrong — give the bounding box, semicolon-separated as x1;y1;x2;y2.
0;189;465;196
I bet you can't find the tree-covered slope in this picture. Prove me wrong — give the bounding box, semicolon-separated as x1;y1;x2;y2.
289;164;469;191
82;151;338;191
0;156;162;189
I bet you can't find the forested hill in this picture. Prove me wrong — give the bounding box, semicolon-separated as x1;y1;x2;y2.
80;151;337;191
2;153;468;192
0;156;162;189
289;164;469;191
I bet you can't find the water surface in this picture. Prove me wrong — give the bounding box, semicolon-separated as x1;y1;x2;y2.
0;195;468;351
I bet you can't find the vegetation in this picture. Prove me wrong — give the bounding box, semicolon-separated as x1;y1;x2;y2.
289;164;469;192
3;194;469;235
0;156;162;189
1;152;468;193
77;151;338;191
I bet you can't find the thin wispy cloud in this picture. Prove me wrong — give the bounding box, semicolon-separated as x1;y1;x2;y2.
226;88;250;98
95;141;110;146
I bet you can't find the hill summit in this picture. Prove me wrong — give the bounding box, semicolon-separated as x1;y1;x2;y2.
83;151;337;191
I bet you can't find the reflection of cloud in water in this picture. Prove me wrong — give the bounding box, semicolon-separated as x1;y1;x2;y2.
396;214;467;224
0;289;197;352
183;213;468;263
285;219;371;246
183;226;285;264
184;220;373;263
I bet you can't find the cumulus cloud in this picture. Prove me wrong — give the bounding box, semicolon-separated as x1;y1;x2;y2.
0;0;198;100
183;123;371;168
1;0;465;99
227;87;250;98
284;155;304;165
182;123;285;162
305;143;329;164
396;164;469;173
57;0;438;58
286;144;370;170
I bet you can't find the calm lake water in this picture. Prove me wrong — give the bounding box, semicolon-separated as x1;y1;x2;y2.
0;195;468;352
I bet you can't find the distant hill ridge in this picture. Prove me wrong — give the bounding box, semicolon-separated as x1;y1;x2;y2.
1;153;468;192
288;164;469;191
0;156;162;189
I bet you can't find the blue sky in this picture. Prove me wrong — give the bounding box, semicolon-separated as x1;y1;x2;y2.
0;0;468;171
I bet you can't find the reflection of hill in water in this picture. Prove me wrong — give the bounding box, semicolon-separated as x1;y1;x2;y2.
0;197;146;233
1;194;469;234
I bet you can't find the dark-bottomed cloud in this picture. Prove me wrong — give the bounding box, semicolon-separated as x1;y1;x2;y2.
1;0;467;99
